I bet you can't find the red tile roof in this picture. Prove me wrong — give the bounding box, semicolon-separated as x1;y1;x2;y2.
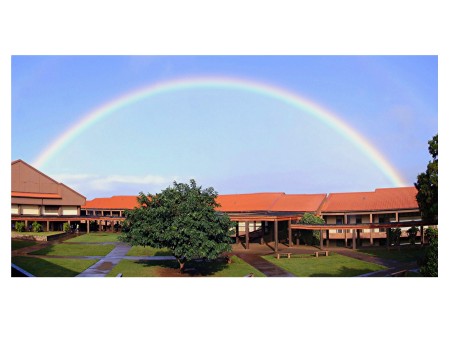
269;194;326;212
216;193;326;212
82;188;417;214
321;187;419;212
11;191;62;199
82;196;140;210
216;193;284;212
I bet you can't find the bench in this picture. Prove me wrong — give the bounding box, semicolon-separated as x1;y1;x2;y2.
275;252;292;259
314;250;329;257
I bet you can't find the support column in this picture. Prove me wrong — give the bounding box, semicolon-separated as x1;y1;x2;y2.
46;221;50;232
235;223;240;244
326;230;329;248
352;229;356;250
288;219;292;247
245;221;249;250
369;213;373;246
420;225;424;245
387;228;390;251
87;220;90;233
260;221;264;245
344;214;348;247
357;229;361;248
319;229;323;250
274;220;279;253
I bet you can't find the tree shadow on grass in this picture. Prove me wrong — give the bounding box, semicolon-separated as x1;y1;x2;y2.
153;249;174;256
11;256;86;277
137;257;229;277
308;266;384;277
29;245;57;255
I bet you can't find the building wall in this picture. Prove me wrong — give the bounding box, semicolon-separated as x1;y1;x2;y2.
21;205;40;215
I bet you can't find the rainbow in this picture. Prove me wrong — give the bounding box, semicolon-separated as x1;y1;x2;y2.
33;76;407;186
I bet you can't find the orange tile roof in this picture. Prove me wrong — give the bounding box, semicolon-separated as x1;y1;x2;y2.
216;193;326;212
82;196;140;210
270;194;327;212
11;191;62;199
321;187;419;212
216;193;284;212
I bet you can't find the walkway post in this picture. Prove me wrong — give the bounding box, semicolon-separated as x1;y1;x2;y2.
326;230;329;248
352;229;356;250
274;220;279;253
319;229;323;250
245;221;249;249
87;220;90;234
288;219;292;247
236;223;240;244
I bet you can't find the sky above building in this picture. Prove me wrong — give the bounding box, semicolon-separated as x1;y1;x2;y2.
11;55;438;199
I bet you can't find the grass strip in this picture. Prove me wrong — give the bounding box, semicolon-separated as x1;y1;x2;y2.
29;244;115;256
12;240;37;251
107;256;265;277
262;253;386;277
12;256;98;277
65;232;122;243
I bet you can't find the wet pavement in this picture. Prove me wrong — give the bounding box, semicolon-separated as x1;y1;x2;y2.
235;253;295;277
76;243;132;277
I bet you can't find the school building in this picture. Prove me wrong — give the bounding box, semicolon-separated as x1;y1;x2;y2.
11;159;430;250
11;159;86;232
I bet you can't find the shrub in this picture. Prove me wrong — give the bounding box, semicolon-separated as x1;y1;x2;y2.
32;221;42;233
420;227;438;276
387;227;402;246
15;222;26;232
63;222;71;233
407;226;419;245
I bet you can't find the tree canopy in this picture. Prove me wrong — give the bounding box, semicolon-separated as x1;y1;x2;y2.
119;179;233;271
297;213;324;245
415;133;438;222
298;212;325;225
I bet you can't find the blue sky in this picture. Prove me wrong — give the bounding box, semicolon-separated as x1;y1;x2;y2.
11;55;438;199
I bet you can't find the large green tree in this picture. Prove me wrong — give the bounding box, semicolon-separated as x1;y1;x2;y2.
119;179;233;271
415;133;438;222
297;212;325;245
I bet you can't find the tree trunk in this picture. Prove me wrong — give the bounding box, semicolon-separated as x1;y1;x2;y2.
178;259;185;273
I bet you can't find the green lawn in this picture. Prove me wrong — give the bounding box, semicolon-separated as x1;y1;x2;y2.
107;256;266;277
64;232;122;243
262;253;386;277
11;240;37;251
357;247;425;263
12;231;64;237
126;245;173;256
29;243;115;256
12;256;98;277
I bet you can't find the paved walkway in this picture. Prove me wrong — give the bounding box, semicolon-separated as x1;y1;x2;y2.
76;243;132;277
235;253;295;277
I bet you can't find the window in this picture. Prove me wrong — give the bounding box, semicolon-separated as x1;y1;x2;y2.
336;216;343;233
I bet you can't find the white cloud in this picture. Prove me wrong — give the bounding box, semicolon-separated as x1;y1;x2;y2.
50;172;180;198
